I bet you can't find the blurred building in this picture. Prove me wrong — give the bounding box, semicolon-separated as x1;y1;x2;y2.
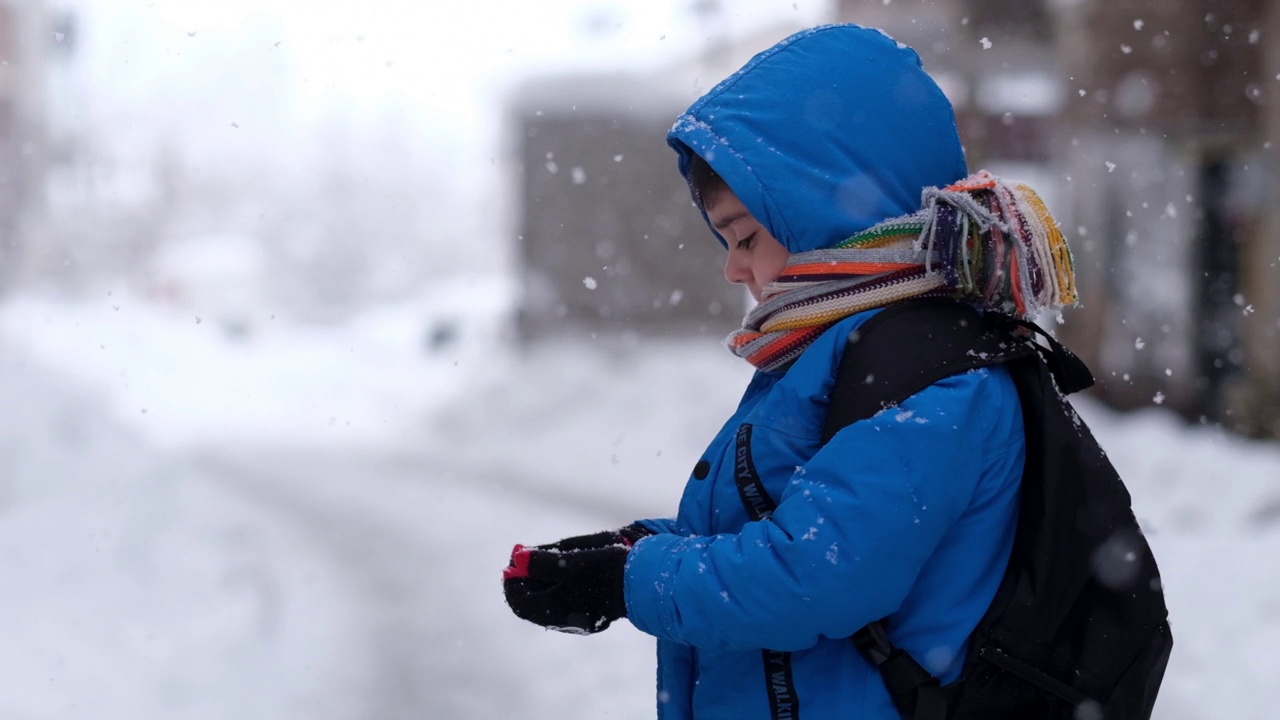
1054;0;1277;437
840;0;1280;438
509;74;741;341
0;0;61;291
508;20;809;341
511;2;1280;438
1259;3;1280;437
838;0;1064;176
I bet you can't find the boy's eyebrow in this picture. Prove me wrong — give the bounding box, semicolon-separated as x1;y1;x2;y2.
712;211;748;231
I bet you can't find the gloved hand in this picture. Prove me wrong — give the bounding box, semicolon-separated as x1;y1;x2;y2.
502;525;652;634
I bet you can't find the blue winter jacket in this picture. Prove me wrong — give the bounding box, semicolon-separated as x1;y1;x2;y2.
620;25;1027;720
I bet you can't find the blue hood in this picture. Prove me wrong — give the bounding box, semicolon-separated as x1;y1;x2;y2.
668;24;967;253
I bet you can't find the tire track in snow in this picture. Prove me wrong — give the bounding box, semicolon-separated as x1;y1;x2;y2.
196;445;646;719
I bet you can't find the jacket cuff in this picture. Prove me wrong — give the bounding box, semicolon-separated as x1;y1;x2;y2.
632;517;680;535
622;532;686;640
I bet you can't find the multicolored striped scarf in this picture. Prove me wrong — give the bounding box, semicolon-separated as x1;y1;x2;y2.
727;171;1078;371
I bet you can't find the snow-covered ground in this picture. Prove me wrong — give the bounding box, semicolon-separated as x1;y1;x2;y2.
1;283;1276;718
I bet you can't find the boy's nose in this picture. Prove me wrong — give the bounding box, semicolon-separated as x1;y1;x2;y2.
724;252;750;285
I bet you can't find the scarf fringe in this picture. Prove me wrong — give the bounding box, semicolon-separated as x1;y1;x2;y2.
727;170;1078;371
921;170;1078;319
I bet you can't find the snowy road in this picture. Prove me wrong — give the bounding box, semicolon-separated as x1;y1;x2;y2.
201;443;657;720
5;296;1278;719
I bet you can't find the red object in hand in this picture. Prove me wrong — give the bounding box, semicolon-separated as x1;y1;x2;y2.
504;544;532;580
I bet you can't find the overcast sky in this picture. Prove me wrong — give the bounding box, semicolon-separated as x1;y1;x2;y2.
38;0;834;280
55;0;833;166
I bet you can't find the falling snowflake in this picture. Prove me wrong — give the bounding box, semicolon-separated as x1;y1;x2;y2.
1076;699;1104;720
583;277;598;290
979;37;992;49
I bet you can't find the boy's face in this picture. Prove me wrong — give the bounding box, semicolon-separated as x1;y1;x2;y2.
706;189;790;302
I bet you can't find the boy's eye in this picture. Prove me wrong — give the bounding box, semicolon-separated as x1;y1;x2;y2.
736;233;757;250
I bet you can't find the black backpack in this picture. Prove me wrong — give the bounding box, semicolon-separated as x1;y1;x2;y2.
819;298;1173;720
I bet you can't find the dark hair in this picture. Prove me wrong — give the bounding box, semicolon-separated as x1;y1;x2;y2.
687;153;729;211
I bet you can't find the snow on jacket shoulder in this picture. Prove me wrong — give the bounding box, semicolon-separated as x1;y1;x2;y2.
625;309;1025;719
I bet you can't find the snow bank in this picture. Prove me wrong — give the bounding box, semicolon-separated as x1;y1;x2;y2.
0;274;513;450
0;348;359;718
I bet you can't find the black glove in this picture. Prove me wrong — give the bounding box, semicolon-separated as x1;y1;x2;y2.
503;525;652;634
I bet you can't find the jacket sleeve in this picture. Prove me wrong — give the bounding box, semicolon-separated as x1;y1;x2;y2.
634;517;683;535
623;366;1022;652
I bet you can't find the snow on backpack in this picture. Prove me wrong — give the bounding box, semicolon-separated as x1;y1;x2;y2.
818;298;1173;720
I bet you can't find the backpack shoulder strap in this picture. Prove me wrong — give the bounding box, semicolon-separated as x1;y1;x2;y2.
821;297;1039;444
821;298;1063;720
